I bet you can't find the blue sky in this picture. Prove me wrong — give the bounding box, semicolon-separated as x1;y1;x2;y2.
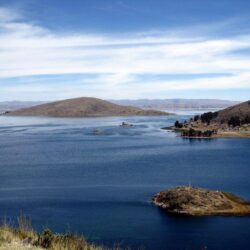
0;0;250;101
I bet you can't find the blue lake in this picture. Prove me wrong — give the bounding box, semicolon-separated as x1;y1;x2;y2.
0;113;250;250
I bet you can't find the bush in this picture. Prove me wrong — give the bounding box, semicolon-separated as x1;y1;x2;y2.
181;129;214;137
175;120;183;128
203;130;213;137
182;129;196;137
201;112;215;124
228;116;241;127
37;229;54;248
194;115;200;121
243;115;250;124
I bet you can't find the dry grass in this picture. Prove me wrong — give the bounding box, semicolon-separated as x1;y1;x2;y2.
0;224;42;250
0;215;125;250
0;225;103;250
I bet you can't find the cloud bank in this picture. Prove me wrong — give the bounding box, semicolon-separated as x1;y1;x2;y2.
0;6;250;100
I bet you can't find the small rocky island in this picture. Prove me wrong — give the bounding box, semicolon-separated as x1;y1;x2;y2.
120;122;133;127
153;186;250;216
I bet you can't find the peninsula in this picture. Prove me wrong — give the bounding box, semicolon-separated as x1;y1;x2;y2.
153;186;250;216
5;97;169;118
164;100;250;138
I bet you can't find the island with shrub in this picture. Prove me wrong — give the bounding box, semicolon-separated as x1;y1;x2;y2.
153;186;250;216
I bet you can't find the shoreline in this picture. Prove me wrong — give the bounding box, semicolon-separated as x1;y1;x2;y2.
162;127;250;139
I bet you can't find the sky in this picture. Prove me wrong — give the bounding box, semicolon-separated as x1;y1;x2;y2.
0;0;250;101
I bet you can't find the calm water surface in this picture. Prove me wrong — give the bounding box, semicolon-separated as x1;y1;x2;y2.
0;113;249;250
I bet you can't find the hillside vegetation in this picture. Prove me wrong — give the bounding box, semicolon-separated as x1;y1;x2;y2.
0;215;123;250
168;100;250;138
0;215;101;250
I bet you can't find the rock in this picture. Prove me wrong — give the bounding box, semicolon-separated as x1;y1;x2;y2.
161;126;173;130
22;237;32;244
92;129;105;135
152;186;250;216
120;122;133;128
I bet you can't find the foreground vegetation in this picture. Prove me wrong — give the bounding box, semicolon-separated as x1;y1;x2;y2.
0;226;97;250
0;216;123;250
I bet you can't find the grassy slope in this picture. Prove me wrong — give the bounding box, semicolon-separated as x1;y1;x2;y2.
215;100;250;122
0;225;102;250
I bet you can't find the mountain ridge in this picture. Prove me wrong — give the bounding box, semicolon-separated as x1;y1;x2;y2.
5;97;169;117
110;98;240;109
0;99;240;113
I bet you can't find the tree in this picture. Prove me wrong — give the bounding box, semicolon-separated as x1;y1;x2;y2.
228;116;241;127
188;128;196;137
194;115;200;121
243;115;250;124
203;130;213;137
175;120;183;128
201;112;214;124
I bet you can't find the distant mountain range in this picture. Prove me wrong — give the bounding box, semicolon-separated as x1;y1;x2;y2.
110;99;240;110
4;97;169;117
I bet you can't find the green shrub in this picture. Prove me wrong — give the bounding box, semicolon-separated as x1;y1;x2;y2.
181;129;214;137
174;120;183;128
228;116;241;127
38;229;54;248
194;115;200;121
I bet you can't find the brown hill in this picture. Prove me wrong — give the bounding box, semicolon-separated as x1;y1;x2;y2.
5;97;169;117
213;100;250;123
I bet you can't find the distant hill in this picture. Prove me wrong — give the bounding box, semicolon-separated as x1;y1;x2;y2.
213;100;250;123
169;100;250;138
5;97;169;117
111;99;240;110
1;99;239;114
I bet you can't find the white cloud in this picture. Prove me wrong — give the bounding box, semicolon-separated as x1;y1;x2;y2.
0;6;250;100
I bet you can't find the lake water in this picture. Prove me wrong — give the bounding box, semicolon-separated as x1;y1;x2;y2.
0;113;250;250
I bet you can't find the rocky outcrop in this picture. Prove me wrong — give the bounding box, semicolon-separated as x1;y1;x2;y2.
153;186;250;216
120;122;133;128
